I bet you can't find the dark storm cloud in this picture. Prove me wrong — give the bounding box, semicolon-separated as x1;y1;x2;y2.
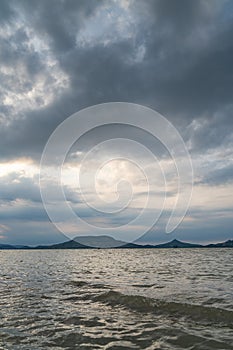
138;0;233;117
17;0;102;54
151;0;209;31
186;106;233;153
0;0;233;161
0;0;15;23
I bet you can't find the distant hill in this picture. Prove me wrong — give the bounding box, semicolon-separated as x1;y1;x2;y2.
72;235;126;248
34;239;91;249
116;242;145;248
0;237;233;249
205;239;233;248
154;239;202;248
116;242;155;248
0;244;17;250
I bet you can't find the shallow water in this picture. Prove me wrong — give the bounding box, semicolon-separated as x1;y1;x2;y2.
0;248;232;349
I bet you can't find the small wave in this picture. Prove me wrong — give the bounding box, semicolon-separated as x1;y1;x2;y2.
68;280;89;287
132;283;155;288
68;280;111;291
95;290;233;326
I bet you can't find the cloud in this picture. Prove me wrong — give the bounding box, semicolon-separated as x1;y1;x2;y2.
196;164;233;186
0;170;86;204
0;0;232;161
0;173;41;203
0;0;233;243
0;0;15;23
17;0;103;54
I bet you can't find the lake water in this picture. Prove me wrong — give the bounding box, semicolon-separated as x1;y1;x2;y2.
0;249;232;349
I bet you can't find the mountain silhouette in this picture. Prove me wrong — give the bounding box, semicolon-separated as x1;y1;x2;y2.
72;235;126;248
154;239;202;248
0;237;233;249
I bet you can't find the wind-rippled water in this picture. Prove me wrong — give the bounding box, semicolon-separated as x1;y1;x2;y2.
0;249;232;349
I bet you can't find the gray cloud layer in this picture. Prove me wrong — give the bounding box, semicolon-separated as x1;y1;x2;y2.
0;0;233;159
0;0;233;244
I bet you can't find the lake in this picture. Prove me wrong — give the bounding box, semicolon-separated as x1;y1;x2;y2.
0;249;232;349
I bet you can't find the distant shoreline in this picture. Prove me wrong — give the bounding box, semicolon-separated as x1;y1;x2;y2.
1;237;232;250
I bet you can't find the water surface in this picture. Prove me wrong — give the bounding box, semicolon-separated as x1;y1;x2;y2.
0;249;232;349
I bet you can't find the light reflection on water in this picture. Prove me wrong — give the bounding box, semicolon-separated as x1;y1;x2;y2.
0;249;232;349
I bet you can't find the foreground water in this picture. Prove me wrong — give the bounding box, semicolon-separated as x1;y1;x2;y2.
0;249;232;350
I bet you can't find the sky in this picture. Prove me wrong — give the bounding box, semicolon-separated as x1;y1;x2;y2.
0;0;233;246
